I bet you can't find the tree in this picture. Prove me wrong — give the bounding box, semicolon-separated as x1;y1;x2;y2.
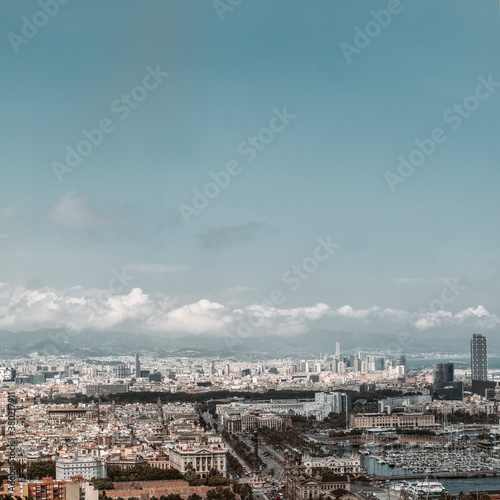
162;495;183;500
232;483;252;500
107;465;183;482
207;477;233;487
206;487;236;500
14;461;26;479
184;464;199;485
26;461;56;480
92;480;114;491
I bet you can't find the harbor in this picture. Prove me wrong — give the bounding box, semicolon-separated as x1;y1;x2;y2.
371;447;500;476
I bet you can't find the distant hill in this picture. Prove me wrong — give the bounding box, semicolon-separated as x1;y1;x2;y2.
0;325;493;358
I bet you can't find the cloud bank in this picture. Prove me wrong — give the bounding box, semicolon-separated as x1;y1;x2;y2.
0;282;498;336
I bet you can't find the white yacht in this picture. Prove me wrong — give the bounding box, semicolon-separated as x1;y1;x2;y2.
403;480;446;498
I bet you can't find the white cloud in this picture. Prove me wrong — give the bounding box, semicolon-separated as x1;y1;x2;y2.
412;305;500;331
0;281;498;336
45;191;121;234
147;299;232;334
239;303;331;334
332;305;408;323
328;303;500;332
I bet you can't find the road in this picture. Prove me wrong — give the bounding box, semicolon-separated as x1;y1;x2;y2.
253;490;271;500
204;410;286;491
222;435;253;475
240;435;286;486
203;411;253;477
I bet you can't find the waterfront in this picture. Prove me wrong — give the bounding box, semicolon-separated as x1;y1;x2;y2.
441;477;500;495
363;455;500;494
407;357;500;370
363;455;409;477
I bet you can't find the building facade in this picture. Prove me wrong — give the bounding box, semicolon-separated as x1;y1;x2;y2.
28;478;66;500
302;456;361;476
285;465;350;500
56;457;107;481
433;362;454;389
350;412;435;429
168;443;227;478
135;353;141;377
471;333;488;381
84;383;129;397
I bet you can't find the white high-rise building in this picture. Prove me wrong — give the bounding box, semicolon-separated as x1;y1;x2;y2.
56;455;106;481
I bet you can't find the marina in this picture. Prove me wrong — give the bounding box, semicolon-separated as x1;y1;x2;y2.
386;477;500;498
372;447;500;476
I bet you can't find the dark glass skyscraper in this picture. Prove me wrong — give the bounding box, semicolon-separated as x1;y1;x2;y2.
471;333;488;381
433;362;454;389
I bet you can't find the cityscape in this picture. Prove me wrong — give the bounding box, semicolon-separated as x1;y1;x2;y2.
2;334;500;499
2;1;500;500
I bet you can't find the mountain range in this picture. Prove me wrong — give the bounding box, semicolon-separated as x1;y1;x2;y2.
0;326;494;359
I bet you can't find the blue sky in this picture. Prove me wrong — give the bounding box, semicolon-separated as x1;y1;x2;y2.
1;0;500;338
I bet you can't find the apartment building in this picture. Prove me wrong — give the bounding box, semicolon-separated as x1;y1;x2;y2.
0;478;98;500
256;414;283;430
28;477;66;500
56;456;107;481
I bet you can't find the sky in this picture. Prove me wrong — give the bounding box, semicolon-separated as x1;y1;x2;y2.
1;0;500;342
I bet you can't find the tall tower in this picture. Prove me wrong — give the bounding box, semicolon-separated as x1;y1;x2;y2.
471;333;488;381
135;353;141;377
335;339;341;359
157;397;164;424
433;362;454;389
